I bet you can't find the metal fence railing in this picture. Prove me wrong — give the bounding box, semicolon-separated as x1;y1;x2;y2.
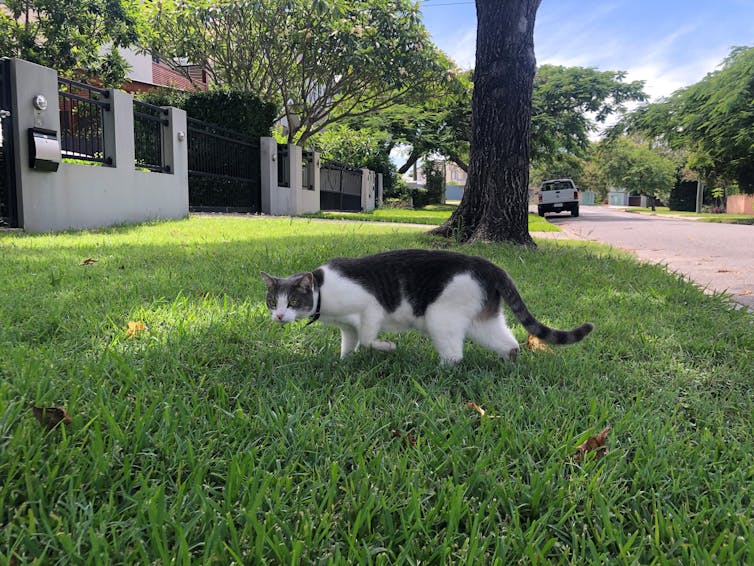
302;150;314;190
57;77;111;165
133;100;169;172
277;145;290;188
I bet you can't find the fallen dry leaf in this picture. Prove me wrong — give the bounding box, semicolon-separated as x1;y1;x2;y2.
572;424;612;462
465;402;500;419
31;406;72;429
526;334;554;354
127;321;146;337
80;258;98;266
390;429;417;446
466;401;486;416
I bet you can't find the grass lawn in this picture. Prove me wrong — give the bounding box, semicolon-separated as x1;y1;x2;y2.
623;206;754;225
305;204;560;232
1;216;753;563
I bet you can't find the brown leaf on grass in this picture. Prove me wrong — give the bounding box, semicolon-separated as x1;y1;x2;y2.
31;406;72;429
572;424;612;462
466;402;486;416
127;321;146;337
465;402;500;419
526;334;554;354
390;429;416;446
80;258;98;266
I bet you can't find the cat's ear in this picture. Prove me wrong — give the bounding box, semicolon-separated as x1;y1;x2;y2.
296;272;315;292
260;272;276;289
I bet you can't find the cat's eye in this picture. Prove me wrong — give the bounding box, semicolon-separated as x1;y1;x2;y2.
288;298;300;308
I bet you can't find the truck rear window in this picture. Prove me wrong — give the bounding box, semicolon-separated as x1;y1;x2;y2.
541;181;574;191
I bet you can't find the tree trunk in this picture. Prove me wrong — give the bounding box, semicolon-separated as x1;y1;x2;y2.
432;0;541;246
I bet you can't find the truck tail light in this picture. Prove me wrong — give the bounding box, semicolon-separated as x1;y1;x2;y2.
574;191;578;200
538;194;542;203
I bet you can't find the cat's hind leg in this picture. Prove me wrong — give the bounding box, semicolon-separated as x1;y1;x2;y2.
467;312;520;362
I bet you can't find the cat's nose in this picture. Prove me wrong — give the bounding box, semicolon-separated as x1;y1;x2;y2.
275;313;285;321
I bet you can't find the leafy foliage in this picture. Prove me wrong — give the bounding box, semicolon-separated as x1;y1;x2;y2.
147;0;451;144
531;65;646;168
596;137;679;208
138;89;277;140
0;0;141;85
308;125;404;197
624;46;754;193
362;68;472;173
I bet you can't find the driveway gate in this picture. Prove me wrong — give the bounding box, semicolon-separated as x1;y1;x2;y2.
0;58;18;228
187;117;261;213
320;160;362;211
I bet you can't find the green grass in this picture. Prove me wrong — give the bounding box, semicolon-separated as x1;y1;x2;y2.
305;204;560;232
624;206;754;224
1;216;753;564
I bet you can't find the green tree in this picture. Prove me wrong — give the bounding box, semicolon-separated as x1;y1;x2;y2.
147;0;450;145
624;46;754;193
361;68;472;174
596;137;678;210
531;65;646;168
0;0;140;85
375;64;644;180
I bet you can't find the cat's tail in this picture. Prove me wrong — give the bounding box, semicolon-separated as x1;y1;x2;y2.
496;271;594;345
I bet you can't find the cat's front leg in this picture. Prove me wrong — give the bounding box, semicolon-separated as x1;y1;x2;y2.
337;325;359;358
358;311;396;352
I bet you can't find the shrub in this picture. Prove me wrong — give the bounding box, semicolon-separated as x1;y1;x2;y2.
137;89;277;140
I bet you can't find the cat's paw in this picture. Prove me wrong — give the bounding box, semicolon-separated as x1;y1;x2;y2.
506;346;519;363
370;340;396;352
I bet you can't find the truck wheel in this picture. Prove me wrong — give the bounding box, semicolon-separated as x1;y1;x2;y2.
538;207;545;217
571;206;579;217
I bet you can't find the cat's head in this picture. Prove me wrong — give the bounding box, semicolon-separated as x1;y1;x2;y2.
261;271;317;323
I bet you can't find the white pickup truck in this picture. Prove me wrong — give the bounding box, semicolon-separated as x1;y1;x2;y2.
537;178;580;217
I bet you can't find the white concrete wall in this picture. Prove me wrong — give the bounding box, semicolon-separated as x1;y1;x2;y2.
9;58;188;232
361;168;375;212
121;49;153;84
260;139;322;215
297;150;320;214
260;137;295;215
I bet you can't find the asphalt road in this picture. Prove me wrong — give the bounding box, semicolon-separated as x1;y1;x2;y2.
536;206;754;310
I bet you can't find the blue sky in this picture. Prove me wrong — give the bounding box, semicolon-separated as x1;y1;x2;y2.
420;0;754;101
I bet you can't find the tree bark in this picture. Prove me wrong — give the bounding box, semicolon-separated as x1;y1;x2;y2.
432;0;541;246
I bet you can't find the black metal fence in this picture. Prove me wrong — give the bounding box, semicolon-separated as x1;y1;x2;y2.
133;100;169;172
58;77;111;165
1;58;17;227
277;145;290;188
320;160;363;211
187;117;261;213
302;150;314;191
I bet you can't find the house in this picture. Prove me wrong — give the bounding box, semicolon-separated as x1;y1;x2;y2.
118;50;209;94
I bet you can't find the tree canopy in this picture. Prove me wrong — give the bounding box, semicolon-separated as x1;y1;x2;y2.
623;46;754;193
595;136;678;209
531;65;646;170
0;0;140;85
147;0;451;145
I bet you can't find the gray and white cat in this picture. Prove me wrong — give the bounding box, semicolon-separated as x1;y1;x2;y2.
261;249;593;364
